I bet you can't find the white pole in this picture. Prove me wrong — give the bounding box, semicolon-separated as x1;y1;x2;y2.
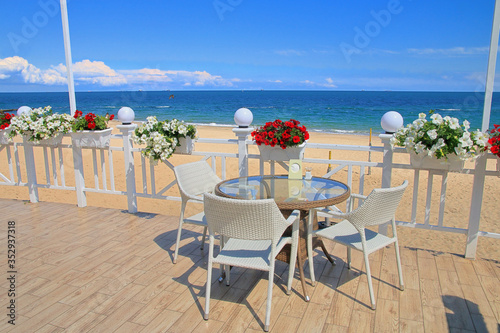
465;0;500;259
60;0;76;116
482;0;500;131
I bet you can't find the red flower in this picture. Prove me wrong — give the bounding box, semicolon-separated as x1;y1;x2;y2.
5;113;11;120
491;146;499;154
109;114;114;120
88;121;96;130
251;118;309;148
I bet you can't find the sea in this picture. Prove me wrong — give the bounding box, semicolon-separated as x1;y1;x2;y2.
1;90;499;135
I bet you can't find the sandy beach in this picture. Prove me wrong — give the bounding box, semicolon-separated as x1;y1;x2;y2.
1;122;499;261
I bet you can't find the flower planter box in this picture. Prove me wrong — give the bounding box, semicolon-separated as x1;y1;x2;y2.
70;128;113;149
0;128;12;145
409;152;465;172
23;132;64;147
175;136;194;154
258;142;306;161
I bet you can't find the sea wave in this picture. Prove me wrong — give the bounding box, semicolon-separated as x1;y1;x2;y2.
436;108;460;111
155;106;171;108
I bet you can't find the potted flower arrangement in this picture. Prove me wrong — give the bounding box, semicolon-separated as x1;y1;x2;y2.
390;111;489;171
251;119;309;161
9;106;73;146
0;112;15;145
487;124;500;173
487;124;500;157
71;110;114;148
133;116;197;164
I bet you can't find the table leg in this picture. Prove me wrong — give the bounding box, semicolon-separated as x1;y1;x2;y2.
320;241;336;265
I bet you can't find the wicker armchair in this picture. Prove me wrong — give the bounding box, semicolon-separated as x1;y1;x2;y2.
310;180;408;310
203;193;300;332
172;161;221;264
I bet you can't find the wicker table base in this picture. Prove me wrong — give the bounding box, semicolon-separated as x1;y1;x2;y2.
277;209;335;301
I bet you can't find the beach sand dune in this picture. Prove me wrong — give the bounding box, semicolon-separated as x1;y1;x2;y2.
1;122;498;260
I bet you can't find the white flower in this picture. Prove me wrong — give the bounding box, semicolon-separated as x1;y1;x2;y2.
448;117;460;130
463;120;470;130
459;132;472;148
404;136;415;147
473;130;488;147
414;142;426;154
431;114;443;125
427;129;438;140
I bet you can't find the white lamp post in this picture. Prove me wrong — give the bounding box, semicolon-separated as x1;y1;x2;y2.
17;106;32;116
233;108;253;177
381;111;403;134
234;107;253;128
117;107;135;125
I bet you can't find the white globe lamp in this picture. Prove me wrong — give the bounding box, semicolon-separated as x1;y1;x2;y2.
17;106;32;116
117;107;135;125
381;111;403;134
234;108;253;128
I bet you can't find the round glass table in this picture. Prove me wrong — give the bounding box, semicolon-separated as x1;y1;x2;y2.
215;175;350;210
215;175;350;301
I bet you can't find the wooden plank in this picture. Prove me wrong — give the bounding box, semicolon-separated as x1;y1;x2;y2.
417;257;438;280
442;294;475;331
461;285;496;318
347;309;374;332
420;278;443;308
422;306;448;333
373;299;399;333
400;288;423;322
269;315;302;332
139;308;183;333
295;302;329;333
86;300;143;333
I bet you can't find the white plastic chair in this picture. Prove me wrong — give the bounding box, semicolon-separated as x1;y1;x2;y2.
173;161;221;264
310;180;408;310
203;193;300;332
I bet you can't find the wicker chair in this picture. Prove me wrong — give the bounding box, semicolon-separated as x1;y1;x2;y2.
203;193;300;332
310;180;408;310
172;161;221;264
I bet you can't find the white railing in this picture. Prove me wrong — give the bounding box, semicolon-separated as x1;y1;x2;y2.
0;125;498;259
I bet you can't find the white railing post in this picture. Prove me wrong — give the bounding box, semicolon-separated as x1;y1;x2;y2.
379;133;395;234
233;127;253;177
118;124;138;213
23;144;39;203
465;155;488;259
72;145;87;207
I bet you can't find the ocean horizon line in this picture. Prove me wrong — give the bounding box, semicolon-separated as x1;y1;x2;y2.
0;89;497;94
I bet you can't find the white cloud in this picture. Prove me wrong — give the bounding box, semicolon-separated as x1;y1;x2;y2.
324;77;337;88
268;79;282;83
0;56;66;85
407;47;489;56
299;78;337;88
274;49;305;56
0;56;235;88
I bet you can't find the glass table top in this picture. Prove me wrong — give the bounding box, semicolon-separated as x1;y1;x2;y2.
215;175;349;208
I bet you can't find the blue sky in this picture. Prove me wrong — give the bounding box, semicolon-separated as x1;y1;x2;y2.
0;0;497;92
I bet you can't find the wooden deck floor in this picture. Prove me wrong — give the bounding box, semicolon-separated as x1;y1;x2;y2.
0;198;498;332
